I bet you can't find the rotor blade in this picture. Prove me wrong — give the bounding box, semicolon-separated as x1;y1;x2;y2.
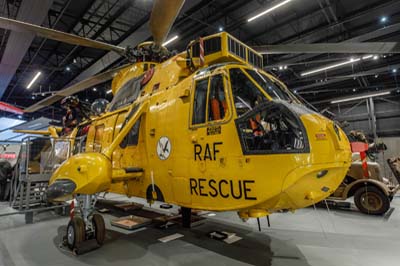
150;0;185;47
24;64;130;113
0;16;126;55
253;42;400;54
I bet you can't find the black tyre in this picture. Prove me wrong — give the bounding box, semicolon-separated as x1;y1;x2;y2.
92;214;105;245
66;217;85;250
354;186;390;215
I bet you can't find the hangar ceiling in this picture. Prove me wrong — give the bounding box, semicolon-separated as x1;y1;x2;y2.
0;0;399;123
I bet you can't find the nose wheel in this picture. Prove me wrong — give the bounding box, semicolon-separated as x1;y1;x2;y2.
92;213;105;245
64;194;106;253
66;217;85;250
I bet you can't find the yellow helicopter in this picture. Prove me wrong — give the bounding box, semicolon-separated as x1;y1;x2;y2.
0;0;364;251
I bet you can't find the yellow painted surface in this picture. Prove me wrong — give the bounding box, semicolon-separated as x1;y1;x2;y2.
49;32;352;218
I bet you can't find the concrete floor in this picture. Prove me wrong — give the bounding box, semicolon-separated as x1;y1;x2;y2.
0;194;400;266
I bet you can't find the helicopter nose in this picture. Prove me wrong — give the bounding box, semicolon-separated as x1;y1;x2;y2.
47;179;76;201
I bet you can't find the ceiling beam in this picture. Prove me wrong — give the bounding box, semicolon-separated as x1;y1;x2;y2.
3;0;72;102
278;21;400;65
254;42;400;54
0;0;54;100
294;63;400;91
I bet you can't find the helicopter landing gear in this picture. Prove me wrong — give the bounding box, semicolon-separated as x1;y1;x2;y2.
181;207;191;228
64;194;105;253
92;213;106;245
66;217;85;250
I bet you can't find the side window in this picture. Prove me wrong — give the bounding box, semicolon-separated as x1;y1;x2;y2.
120;117;141;148
73;125;89;154
229;68;267;117
208;74;228;121
93;125;104;152
192;78;209;125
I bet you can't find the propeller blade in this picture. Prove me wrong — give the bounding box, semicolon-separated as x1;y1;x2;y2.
253;42;400;54
150;0;185;47
24;64;130;113
0;16;126;55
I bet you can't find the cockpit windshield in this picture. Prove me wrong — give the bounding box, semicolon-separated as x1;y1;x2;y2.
245;69;297;102
108;74;144;111
229;67;308;155
230;68;268;117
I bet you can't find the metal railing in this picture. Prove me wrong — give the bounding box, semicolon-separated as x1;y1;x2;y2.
10;135;78;209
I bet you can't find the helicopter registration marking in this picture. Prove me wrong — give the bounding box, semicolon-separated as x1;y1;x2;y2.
189;178;257;200
207;126;221;135
157;136;171;160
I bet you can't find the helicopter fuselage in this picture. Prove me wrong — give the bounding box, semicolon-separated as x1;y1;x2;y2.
49;33;351;218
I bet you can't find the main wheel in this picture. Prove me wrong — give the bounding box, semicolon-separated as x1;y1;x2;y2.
354;186;390;215
92;214;105;245
66;217;85;250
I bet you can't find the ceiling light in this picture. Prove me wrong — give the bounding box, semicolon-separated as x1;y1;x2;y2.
380;16;388;23
362;55;373;60
284;65;287;69
106;89;112;94
248;0;293;22
162;35;178;46
27;71;42;89
301;58;360;76
393;69;397;73
373;55;379;60
279;66;283;70
331;91;391;104
66;66;71;71
93;87;97;92
219;26;223;32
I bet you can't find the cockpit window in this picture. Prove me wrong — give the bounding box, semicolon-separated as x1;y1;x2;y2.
192;74;229;126
208;75;227;121
229;68;267;117
192;78;209;125
235;102;308;155
245;69;296;102
108;74;144;111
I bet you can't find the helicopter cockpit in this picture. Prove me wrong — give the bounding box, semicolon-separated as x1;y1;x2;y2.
229;67;308;154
